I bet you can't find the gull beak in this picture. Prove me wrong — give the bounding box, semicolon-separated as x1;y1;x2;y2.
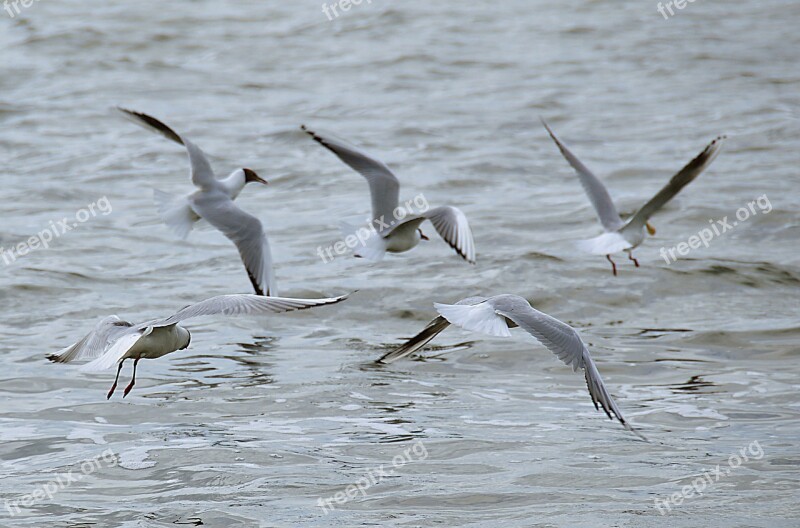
243;168;268;186
646;221;656;236
418;229;430;241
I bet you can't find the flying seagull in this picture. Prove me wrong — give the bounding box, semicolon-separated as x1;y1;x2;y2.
542;119;725;275
302;126;476;264
118;108;276;295
378;294;644;439
48;293;350;398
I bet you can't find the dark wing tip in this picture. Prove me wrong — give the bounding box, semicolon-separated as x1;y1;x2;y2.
440;235;474;264
246;271;266;297
116;107;184;146
584;369;648;441
326;292;352;304
301;125;332;150
703;134;727;153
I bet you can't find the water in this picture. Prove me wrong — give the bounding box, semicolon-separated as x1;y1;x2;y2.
1;1;799;526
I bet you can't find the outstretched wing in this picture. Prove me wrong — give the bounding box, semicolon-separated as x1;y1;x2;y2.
392;206;476;264
190;194;276;296
542;119;624;232
154;293;351;327
624;135;725;232
487;294;644;439
117;108;218;190
47;316;135;363
434;294;643;438
302;126;400;227
424;206;476;264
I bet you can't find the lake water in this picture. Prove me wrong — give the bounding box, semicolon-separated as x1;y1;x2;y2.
1;1;798;526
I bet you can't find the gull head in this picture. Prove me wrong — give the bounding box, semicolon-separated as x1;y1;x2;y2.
180;328;192;351
646;221;656;236
243;168;268;186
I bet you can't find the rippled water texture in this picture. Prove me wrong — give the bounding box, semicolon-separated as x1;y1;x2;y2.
1;1;799;526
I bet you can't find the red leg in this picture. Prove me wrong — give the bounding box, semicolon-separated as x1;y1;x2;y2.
628;252;640;267
107;360;125;400
123;358;140;398
606;255;617;276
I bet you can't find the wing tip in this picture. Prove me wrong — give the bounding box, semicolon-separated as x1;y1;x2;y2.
583;369;647;441
301;124;325;146
375;353;396;365
117;107;184;146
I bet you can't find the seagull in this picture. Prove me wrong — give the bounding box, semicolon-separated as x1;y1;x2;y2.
542;119;725;275
301;126;476;264
378;294;644;439
118;108;276;295
48;293;350;399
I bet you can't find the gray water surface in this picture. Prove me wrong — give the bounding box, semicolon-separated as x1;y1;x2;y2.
1;1;799;526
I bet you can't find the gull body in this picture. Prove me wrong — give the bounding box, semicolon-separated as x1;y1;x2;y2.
302;126;476;264
48;293;349;398
118;108;276;295
383;219;424;253
378;294;644;439
123;324;191;361
542;119;725;275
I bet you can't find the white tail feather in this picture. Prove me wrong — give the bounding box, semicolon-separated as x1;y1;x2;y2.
576;232;632;255
434;302;512;338
80;332;144;372
338;220;386;262
154;189;199;240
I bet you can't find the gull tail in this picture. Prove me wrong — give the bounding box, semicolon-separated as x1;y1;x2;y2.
338;220;386;262
434;302;512;338
576;232;632;256
154;189;200;240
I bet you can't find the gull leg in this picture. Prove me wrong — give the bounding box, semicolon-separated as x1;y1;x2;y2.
107;360;125;400
606;255;617;276
628;252;640;268
123;358;141;398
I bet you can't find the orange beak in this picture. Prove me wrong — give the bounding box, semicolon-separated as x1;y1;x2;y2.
646;221;656;236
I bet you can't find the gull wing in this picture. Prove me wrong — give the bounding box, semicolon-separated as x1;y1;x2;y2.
117;108;219;190
542;120;624;231
190;194;276;296
624;135;725;232
302;126;400;228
